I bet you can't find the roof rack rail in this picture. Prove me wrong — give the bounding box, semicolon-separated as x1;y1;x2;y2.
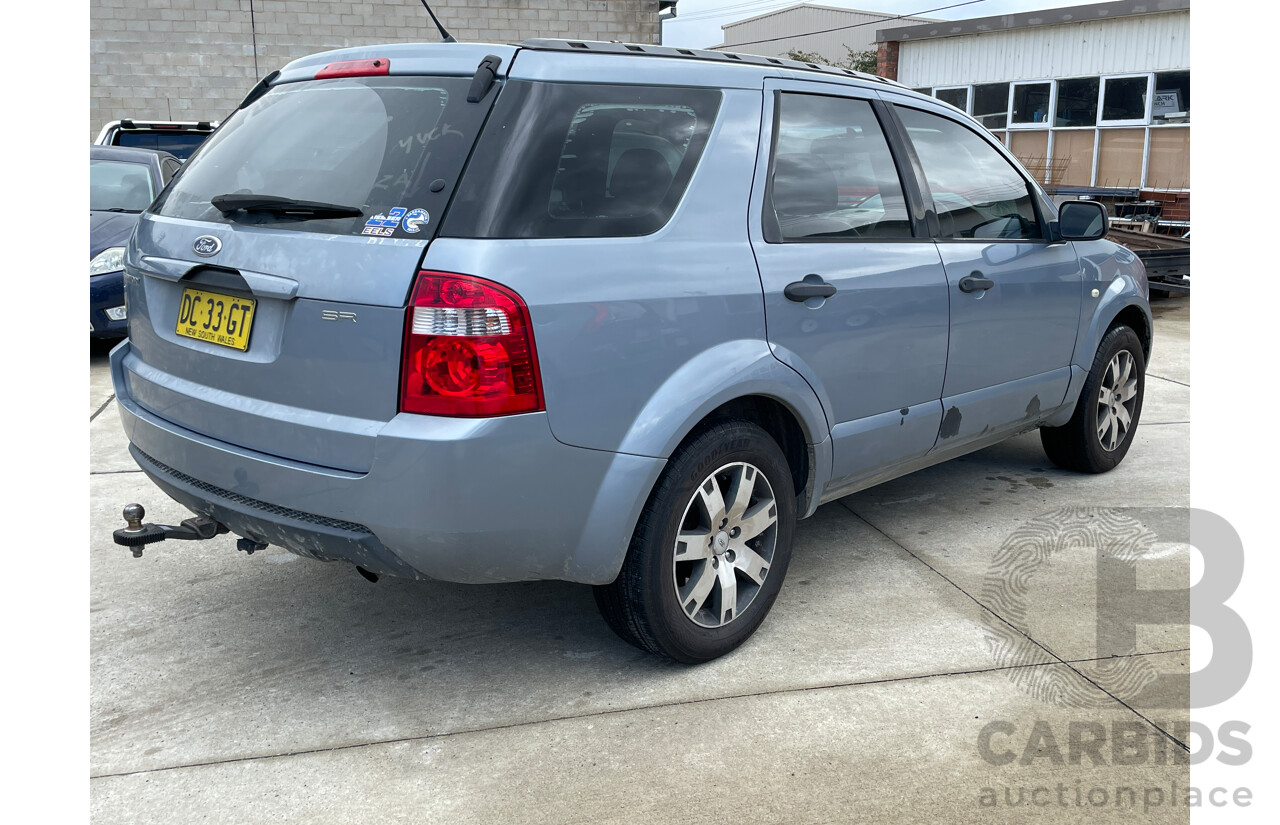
516;38;904;88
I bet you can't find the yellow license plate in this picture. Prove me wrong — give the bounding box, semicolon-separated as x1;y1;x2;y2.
175;287;257;352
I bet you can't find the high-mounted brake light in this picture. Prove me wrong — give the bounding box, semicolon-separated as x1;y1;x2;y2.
315;58;390;79
399;272;544;417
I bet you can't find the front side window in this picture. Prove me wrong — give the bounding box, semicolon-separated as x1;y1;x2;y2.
765;93;911;242
91;160;155;212
445;82;721;239
895;106;1041;241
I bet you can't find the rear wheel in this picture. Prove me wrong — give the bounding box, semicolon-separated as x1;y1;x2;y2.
594;421;796;663
1040;324;1146;473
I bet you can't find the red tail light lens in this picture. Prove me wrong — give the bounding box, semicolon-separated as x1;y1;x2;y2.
400;272;544;417
315;58;390;79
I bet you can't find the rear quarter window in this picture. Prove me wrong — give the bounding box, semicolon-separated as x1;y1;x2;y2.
444;82;721;239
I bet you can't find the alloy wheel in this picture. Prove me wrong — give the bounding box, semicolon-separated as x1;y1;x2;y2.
672;462;779;628
1096;350;1138;451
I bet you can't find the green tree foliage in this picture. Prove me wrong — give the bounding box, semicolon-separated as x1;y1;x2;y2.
784;46;878;74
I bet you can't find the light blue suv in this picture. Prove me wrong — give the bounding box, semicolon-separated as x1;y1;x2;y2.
111;40;1150;662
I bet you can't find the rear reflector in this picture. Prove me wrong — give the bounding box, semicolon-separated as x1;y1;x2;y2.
316;58;390;79
400;272;544;417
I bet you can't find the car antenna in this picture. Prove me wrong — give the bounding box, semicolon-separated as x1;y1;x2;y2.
418;1;457;43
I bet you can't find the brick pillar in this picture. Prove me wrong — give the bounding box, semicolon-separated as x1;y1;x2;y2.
876;40;899;80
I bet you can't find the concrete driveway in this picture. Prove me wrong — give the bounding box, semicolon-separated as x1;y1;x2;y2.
90;297;1191;823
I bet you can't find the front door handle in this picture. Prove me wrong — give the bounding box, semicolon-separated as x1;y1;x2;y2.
785;275;837;302
959;273;995;293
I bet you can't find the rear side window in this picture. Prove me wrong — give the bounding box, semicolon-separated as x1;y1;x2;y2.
444;82;721;239
765;92;912;242
894;106;1042;241
151;76;487;238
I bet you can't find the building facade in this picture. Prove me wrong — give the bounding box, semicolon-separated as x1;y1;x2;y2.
90;0;667;138
876;0;1190;222
713;3;935;61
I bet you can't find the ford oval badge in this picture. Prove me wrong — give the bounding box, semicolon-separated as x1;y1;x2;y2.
193;235;222;257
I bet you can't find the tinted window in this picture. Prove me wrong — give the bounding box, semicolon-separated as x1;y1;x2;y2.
1102;76;1149;121
766;93;910;241
1055;77;1099;127
152;76;487;238
935;87;968;111
1153;70;1189;123
114;132;209;160
445;82;720;239
895;106;1041;241
91;160;155;212
972;83;1009;129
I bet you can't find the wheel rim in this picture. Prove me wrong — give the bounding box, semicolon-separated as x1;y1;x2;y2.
672;462;779;629
1096;350;1138;452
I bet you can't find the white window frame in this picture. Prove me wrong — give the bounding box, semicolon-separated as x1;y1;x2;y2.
1008;80;1054;129
933;85;971;114
1098;73;1153;127
1051;76;1101;128
970;81;1011;131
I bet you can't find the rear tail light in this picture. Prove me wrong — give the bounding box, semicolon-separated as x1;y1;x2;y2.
315;58;390;79
399;272;544;417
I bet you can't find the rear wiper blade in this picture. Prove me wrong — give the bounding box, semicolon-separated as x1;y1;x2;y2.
210;193;363;219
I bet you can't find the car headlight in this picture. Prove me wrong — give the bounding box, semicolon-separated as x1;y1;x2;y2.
90;247;126;276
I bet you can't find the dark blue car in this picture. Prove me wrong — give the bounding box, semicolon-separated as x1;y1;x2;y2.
91;146;180;338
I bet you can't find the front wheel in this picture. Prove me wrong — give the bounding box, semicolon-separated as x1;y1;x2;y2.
1040;324;1146;473
594;421;796;663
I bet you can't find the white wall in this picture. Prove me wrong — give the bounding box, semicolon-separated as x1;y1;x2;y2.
897;11;1189;87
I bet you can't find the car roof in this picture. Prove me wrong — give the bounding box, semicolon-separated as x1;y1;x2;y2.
274;39;905;94
90;145;178;165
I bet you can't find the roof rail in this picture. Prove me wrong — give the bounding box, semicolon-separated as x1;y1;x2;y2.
516;38;904;88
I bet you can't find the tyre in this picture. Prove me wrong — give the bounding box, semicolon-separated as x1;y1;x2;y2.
594;420;796;663
1040;324;1146;473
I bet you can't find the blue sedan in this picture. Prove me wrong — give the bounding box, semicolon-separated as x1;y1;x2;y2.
91;146;181;338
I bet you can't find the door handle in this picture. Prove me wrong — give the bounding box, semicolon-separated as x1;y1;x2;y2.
959;273;995;293
784;275;837;302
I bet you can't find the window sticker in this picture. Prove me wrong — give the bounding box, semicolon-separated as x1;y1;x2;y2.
402;208;430;233
363;206;408;236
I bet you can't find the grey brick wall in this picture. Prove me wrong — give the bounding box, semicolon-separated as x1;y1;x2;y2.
90;0;663;139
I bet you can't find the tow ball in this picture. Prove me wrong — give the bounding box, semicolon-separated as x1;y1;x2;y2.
112;503;265;558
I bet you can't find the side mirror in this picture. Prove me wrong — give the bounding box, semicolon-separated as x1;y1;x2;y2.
1058;200;1108;241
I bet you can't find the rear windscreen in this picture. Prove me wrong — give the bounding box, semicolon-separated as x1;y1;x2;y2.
150;76;488;238
113;132;209;160
444;81;721;239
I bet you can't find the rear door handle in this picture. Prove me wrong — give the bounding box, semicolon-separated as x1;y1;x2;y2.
784;275;837;302
959;273;995;293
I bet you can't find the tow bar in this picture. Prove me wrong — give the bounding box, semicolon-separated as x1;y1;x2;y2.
112;503;266;558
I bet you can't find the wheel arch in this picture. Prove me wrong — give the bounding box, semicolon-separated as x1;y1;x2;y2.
1109;303;1152;362
612;340;833;517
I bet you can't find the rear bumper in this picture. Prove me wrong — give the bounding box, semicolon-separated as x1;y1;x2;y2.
110;340;664;584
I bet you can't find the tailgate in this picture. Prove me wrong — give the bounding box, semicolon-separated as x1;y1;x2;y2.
120;67;501;471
